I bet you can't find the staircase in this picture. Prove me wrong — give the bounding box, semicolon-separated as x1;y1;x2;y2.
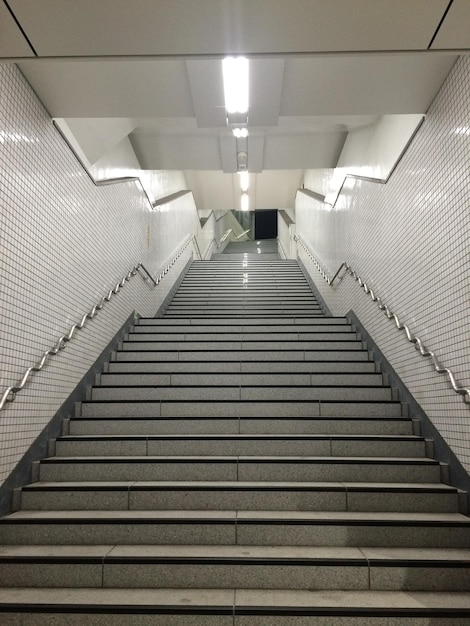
0;257;469;624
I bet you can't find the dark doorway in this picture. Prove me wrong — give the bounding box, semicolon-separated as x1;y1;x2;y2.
255;209;278;240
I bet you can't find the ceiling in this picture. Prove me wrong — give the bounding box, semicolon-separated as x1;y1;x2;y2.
1;0;468;210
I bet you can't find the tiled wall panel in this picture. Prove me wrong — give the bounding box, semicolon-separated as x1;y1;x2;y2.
296;56;470;472
0;64;197;484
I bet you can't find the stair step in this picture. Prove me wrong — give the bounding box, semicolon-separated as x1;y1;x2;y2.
99;372;384;387
133;324;353;333
68;416;415;436
0;545;469;591
2;510;470;547
1;588;468;625
79;400;406;418
127;331;360;341
54;434;426;458
36;456;442;483
107;360;378;373
18;481;461;513
113;349;372;362
89;386;393;402
121;340;364;351
136;317;350;326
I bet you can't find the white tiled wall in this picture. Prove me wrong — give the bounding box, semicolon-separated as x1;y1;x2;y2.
296;56;470;472
0;64;198;484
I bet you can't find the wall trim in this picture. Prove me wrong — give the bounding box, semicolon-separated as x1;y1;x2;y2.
298;257;333;316
155;257;192;317
0;311;137;517
348;309;470;511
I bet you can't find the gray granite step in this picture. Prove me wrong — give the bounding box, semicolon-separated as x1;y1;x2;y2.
53;434;427;458
35;456;443;484
2;588;468;625
18;481;461;514
67;416;415;436
0;545;469;591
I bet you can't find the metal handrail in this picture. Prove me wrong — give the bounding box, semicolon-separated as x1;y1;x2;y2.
191;235;203;260
0;238;194;412
295;235;470;405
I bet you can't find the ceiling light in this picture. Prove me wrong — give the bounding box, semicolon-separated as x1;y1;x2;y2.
222;57;249;114
239;171;249;192
241;192;249;211
232;127;248;138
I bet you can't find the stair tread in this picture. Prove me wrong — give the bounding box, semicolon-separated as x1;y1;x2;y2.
56;434;423;441
0;587;469;611
41;455;438;464
2;544;470;562
21;481;458;492
5;510;469;523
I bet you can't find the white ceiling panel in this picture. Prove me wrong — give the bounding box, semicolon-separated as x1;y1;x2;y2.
219;135;238;173
263;133;346;170
0;1;34;57
253;171;303;210
184;171;236;211
248;59;285;127
431;0;470;50
131;133;222;170
7;0;451;57
281;55;457;116
18;60;194;117
247;135;265;174
186;60;226;128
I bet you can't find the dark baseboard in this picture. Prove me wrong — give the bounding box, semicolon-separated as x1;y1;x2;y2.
348;309;470;509
0;311;137;517
155;258;192;317
297;257;333;316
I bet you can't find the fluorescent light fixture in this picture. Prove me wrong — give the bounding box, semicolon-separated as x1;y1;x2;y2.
222;57;249;114
241;192;249;211
232;127;248;138
239;171;249;192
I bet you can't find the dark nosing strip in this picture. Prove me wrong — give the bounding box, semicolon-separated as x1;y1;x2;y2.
0;557;102;564
235;607;470;617
0;606;234;616
0;518;236;525
369;560;470;568
22;485;346;493
70;433;382;440
40;457;237;464
235;519;470;528
104;557;367;566
236;458;438;465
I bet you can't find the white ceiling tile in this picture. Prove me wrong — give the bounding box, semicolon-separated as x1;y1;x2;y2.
0;2;35;57
430;0;470;49
8;0;452;56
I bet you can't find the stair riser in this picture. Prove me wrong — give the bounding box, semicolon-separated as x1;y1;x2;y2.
37;462;441;484
107;361;378;373
126;333;360;342
99;373;383;387
120;341;361;351
136;318;350;326
114;350;371;362
54;440;425;458
2;614;467;626
79;401;405;418
68;418;414;436
19;490;460;514
0;562;468;592
0;614;231;626
133;325;352;333
89;388;393;402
